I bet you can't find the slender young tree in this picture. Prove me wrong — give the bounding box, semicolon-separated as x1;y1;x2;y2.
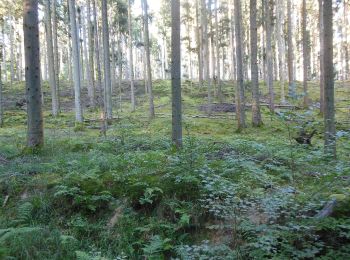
68;0;83;122
44;0;59;116
142;0;155;118
323;0;336;157
102;0;112;119
24;0;44;147
250;0;262;126
302;0;309;107
128;0;136;111
171;0;182;147
234;0;246;130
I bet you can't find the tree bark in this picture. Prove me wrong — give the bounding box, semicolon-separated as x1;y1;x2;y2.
142;0;155;119
102;0;112;119
44;0;59;116
234;0;246;130
323;0;336;158
68;0;83;122
171;0;182;147
24;0;44;147
250;0;262;126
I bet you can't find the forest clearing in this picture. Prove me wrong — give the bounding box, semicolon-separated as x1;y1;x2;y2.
0;0;350;259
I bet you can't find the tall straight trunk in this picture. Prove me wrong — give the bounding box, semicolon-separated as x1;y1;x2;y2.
265;0;274;112
1;24;7;83
142;0;155;118
0;60;3;127
44;0;59;116
196;0;203;87
319;0;324;114
117;27;123;111
234;0;246;129
68;0;83;122
250;0;262;126
24;0;44;147
209;0;215;88
344;2;349;80
128;0;136;111
215;0;222;102
92;0;103;109
77;8;84;84
302;0;309;107
87;0;95;107
287;0;295;97
9;19;14;86
102;0;112;119
52;0;60;110
17;36;23;81
230;6;236;81
323;0;336;158
171;0;182;148
82;6;92;105
201;0;211;114
276;0;286;103
111;36;117;100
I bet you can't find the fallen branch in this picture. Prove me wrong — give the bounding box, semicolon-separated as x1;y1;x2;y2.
315;199;337;219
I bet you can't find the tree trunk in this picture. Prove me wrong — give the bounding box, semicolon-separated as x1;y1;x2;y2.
102;0;112;119
52;0;60;110
128;0;136;111
276;0;286;103
9;19;15;86
250;0;262;126
265;0;274;112
171;0;182;147
319;0;324;114
302;0;309;107
87;0;95;108
44;0;59;116
234;0;246;130
201;0;212;114
196;0;203;87
323;0;336;158
142;0;155;119
68;0;83;122
0;59;3;127
215;0;222;102
24;0;44;147
287;0;295;97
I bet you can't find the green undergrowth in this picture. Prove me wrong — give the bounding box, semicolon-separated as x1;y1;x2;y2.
0;80;350;259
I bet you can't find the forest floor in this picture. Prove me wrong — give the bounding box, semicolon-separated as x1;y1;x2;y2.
0;79;350;259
